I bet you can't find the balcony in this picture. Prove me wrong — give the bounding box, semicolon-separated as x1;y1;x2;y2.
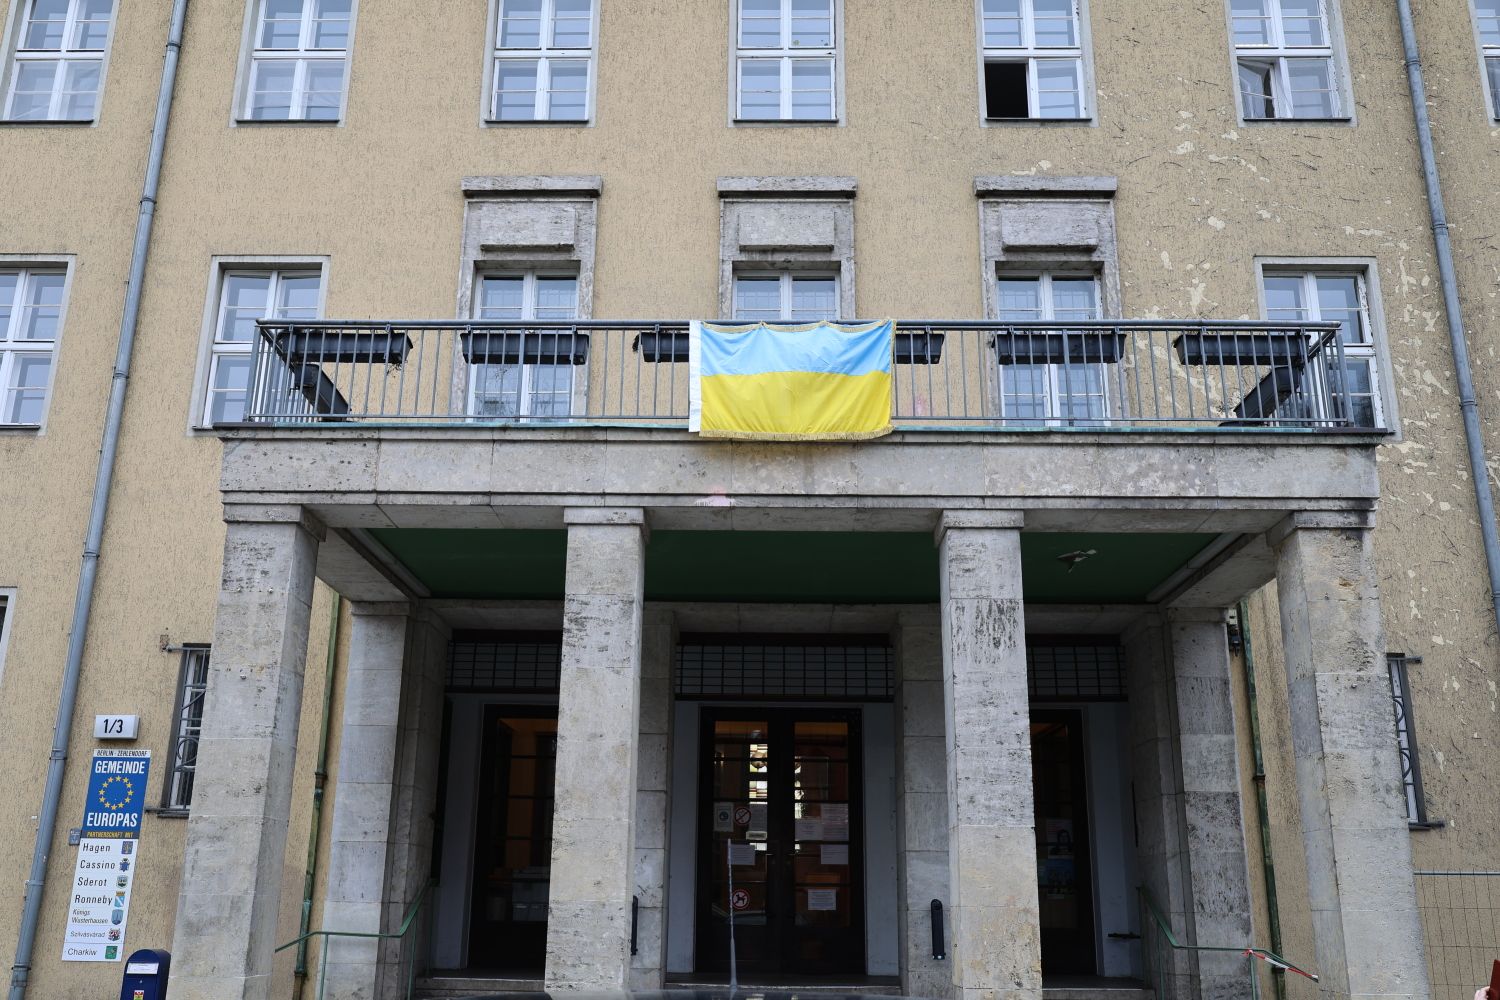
232;319;1377;433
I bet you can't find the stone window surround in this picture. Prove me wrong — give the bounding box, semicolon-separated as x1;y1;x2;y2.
975;175;1120;320
187;254;331;433
0;252;75;435
453;174;601;410
717;176;857;320
229;0;361;128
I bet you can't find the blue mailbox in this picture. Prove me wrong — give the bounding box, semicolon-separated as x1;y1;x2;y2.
118;948;170;1000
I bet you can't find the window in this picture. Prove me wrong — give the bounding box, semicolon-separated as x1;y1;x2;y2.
205;269;321;425
470;272;579;418
243;0;351;121
996;272;1107;423
1231;0;1344;119
980;0;1088;120
0;268;64;426
1261;269;1381;427
735;0;837;121
3;0;114;121
162;646;210;810
732;272;839;322
490;0;594;121
1477;0;1500;118
1388;654;1439;828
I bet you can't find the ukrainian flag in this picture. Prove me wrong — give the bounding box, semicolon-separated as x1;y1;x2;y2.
688;320;894;441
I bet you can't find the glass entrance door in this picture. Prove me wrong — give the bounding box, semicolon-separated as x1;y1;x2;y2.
695;709;864;976
468;708;557;973
1032;709;1096;975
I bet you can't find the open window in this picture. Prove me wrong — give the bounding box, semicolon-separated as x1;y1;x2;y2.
980;0;1089;120
1230;0;1347;120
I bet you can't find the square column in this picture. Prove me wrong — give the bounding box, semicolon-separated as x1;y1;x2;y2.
936;511;1041;1000
631;607;675;990
544;508;648;991
1272;512;1431;1000
895;609;952;999
169;510;322;1000
318;603;448;999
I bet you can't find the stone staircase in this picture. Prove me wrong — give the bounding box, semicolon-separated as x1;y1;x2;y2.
413;976;1152;1000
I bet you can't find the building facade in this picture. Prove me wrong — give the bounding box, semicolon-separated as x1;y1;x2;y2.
1;1;1499;999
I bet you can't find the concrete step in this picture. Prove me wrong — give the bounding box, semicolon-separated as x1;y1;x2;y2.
415;980;1152;1000
414;974;541;997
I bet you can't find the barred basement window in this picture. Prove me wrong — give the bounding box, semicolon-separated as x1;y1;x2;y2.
162;645;211;810
1388;653;1440;829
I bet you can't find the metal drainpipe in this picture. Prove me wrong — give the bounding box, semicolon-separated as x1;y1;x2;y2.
1237;601;1286;1000
6;3;189;998
294;596;343;1000
1394;0;1500;635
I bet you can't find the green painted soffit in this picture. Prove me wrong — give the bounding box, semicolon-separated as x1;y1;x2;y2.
368;529;1217;605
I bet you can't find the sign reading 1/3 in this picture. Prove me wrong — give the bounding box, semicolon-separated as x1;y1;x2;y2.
62;749;150;963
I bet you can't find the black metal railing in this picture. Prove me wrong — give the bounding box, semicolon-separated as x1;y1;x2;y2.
236;319;1373;432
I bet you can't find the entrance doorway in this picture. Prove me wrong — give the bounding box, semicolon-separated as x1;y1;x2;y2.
695;709;865;976
1032;708;1096;975
467;708;558;973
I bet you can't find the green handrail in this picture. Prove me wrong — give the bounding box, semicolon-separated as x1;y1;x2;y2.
276;879;438;1000
1136;886;1318;999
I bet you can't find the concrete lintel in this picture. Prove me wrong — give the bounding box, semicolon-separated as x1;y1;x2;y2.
462;174;602;197
347;600;413;618
223;501;326;537
426;600;563;632
717;175;857;197
974;175;1118;197
935;509;1025;545
1152;532;1277;608
563;507;647;526
1165;607;1230;624
1267;507;1375;547
316;529;412;603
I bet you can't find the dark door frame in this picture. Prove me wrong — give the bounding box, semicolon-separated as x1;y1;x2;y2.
1032;706;1097;976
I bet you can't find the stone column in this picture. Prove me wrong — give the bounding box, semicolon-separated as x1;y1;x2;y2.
631;607;675;990
544;508;647;991
169;509;322;1000
1272;512;1431;1000
318;603;448;999
936;511;1040;1000
895;609;952;999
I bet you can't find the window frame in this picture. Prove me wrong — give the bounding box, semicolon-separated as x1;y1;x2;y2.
235;0;357;125
0;260;72;431
485;0;598;125
160;644;211;812
0;589;14;689
1387;653;1442;830
468;268;584;420
731;270;843;323
1227;0;1352;124
1473;0;1500;120
730;0;844;125
977;0;1094;123
1;0;118;124
994;270;1111;424
192;257;329;431
1254;260;1392;432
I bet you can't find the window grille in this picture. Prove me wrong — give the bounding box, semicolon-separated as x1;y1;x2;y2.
1027;644;1126;700
162;645;211;810
1388;653;1438;828
676;635;893;700
447;634;562;692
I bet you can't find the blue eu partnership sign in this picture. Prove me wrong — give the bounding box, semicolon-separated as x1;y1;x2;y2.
63;749;150;962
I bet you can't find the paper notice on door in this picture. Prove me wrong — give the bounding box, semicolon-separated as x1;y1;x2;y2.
821;803;849;824
794;817;822;841
728;842;758;866
713;802;734;833
806;888;838;911
820;843;850;866
822;821;849;841
747;802;768;841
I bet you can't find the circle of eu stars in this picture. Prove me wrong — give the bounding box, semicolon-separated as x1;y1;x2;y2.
97;775;134;811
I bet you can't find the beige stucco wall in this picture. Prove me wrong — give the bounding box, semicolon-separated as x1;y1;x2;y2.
1;0;1498;995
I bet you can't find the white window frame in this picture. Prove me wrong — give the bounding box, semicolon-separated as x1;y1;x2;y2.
468;269;582;419
0;589;15;689
977;0;1092;121
1474;0;1500;120
1256;261;1392;432
0;263;70;429
2;0;117;123
193;259;328;430
732;0;841;123
995;271;1110;424
1229;0;1349;122
487;0;597;123
237;0;355;123
731;270;842;322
